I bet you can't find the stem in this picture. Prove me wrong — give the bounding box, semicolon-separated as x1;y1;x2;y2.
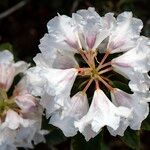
97;76;113;91
82;78;93;93
0;0;28;19
98;67;113;75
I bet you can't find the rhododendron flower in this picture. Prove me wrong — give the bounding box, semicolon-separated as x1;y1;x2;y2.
27;7;150;141
0;50;46;149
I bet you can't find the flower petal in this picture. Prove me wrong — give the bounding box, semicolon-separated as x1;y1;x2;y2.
50;92;89;137
75;89;131;140
111;89;149;130
73;7;110;50
107;12;143;53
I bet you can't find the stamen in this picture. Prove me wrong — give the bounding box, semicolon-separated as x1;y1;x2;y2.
97;51;110;70
95;79;99;89
97;76;113;91
98;61;111;71
101;76;110;82
82;78;93;93
84;50;95;69
99;51;110;66
98;67;113;75
78;49;93;68
75;32;82;49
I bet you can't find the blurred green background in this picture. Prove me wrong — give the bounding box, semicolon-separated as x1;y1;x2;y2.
0;0;150;150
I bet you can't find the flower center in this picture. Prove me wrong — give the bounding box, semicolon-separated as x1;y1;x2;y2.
76;49;114;93
0;89;19;118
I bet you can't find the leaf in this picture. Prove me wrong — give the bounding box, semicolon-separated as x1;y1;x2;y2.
71;132;104;150
110;80;132;94
41;115;67;145
46;128;67;145
121;128;140;150
0;43;13;51
141;113;150;131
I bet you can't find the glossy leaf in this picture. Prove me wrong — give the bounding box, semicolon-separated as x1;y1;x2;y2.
71;132;104;150
121;128;140;150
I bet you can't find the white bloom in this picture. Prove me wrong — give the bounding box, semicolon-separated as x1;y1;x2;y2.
72;7;111;50
0;50;29;91
107;12;143;53
27;52;78;96
0;51;46;149
112;37;150;74
50;92;89;137
112;37;150;93
13;79;36;112
109;88;149;136
75;89;131;140
27;7;149;141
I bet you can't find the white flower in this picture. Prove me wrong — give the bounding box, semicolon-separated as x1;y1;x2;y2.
111;37;150;93
50;92;89;137
0;51;46;149
112;37;150;74
72;7;111;50
107;12;143;53
0;50;29;91
13;79;36;112
109;88;149;136
27;7;150;141
75;89;131;141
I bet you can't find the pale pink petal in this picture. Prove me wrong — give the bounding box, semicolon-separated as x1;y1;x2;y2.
75;89;131;140
50;92;89;137
107;12;143;53
111;89;149;130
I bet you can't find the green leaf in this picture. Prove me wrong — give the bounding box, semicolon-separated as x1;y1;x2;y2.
42;116;67;145
71;132;105;150
121;128;140;150
141;113;150;131
110;80;132;94
0;43;13;51
46;129;67;145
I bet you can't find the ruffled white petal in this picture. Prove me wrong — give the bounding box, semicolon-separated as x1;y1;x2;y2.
75;89;131;140
45;15;80;51
73;7;110;50
0;50;14;63
50;92;89;137
112;37;150;73
0;50;28;91
34;51;78;69
111;89;149;131
5;110;35;130
13;79;36;112
38;68;78;96
107;12;143;53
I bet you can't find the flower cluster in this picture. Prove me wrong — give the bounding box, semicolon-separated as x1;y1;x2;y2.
0;50;47;150
1;7;149;150
28;8;149;141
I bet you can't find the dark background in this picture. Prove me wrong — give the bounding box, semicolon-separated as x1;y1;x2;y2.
0;0;150;150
